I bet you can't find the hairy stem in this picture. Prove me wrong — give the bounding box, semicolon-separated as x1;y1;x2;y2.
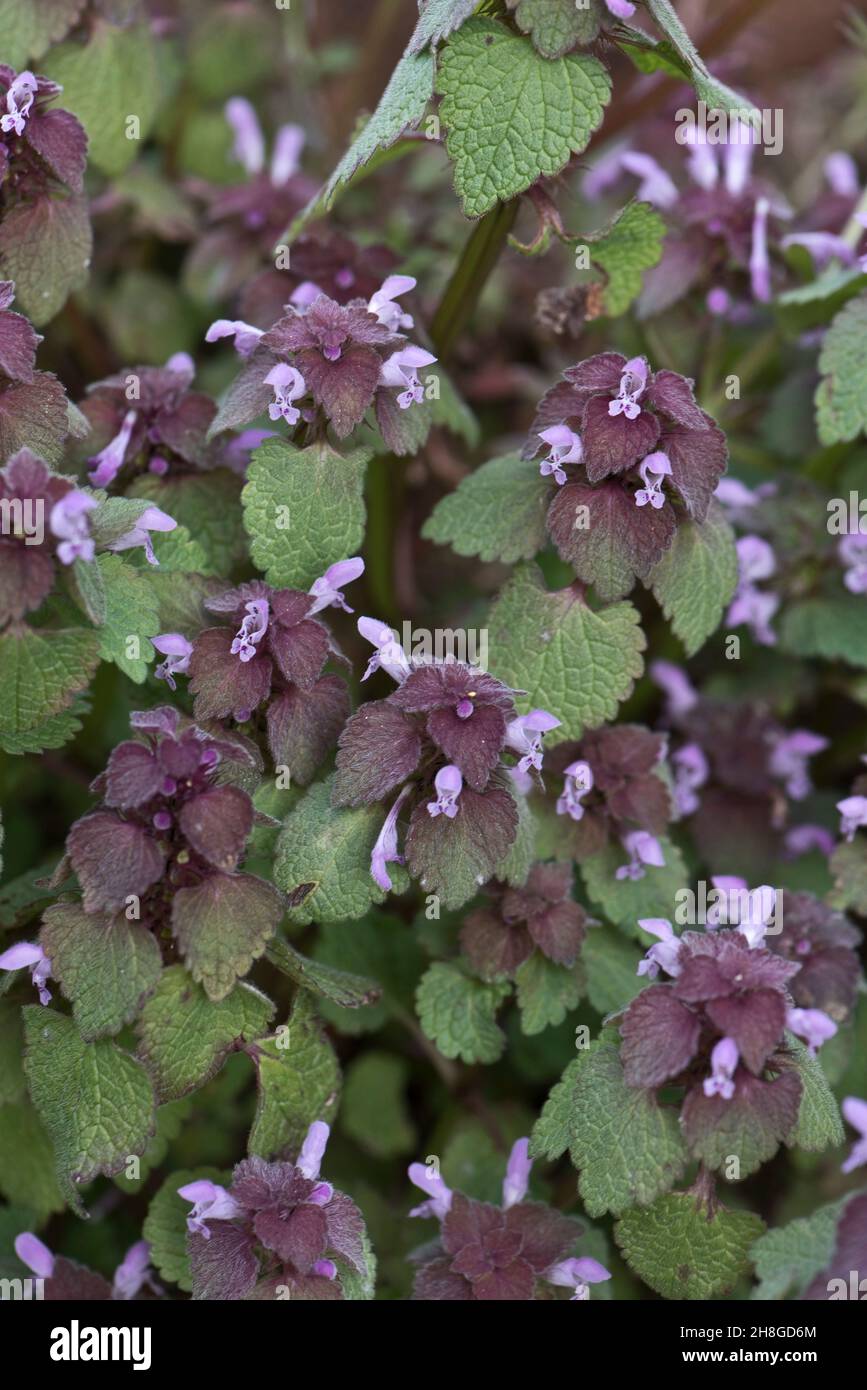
430;200;519;359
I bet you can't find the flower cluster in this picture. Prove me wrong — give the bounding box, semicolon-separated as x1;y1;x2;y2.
49;706;282;998
621;923;827;1168
77;353;221;487
544;724;673;872
408;1137;609;1301
333;622;559;900
178;1123;368;1300
525;353;728;599
460;862;586;978
210;272;436;453
181;559;362;781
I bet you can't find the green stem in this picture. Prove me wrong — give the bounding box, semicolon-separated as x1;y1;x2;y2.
364;452;399;617
430;200;518;359
700;328;779;418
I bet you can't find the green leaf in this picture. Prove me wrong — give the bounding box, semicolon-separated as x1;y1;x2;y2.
648;500;738;657
171;872;283;1003
405;0;479;55
570;1034;687;1215
488;563;645;743
531;1031;687;1215
265;935;381;1010
489;558;644;745
0;626;100;754
416;962;510;1063
586;200;666;317
23;1006;156;1214
642;0;757;115
615;1191;764;1300
750;1197;849;1300
70;556;106;625
828;840;867;915
508;0;603;59
0;1098;65;1221
311;912;425;1036
127;469;246;576
781;594;867;669
274;775;401;924
86;496;154;548
143;1165;231;1292
435;18;611;218
421;452;550;564
0;1001;25;1104
514;952;584;1035
0;693;90;756
113;1097;191;1194
40;902;163;1041
582;926;645;1015
0;194;92;324
0;0;85;66
580;837;688;936
528;1053;583;1160
784;1034;845;1153
94;553;161;682
341;1051;416;1157
816;295;867;444
496;788;536;887
136;965;275;1102
306;49;434;223
248;992;340;1159
42;20;162;175
242;438;370;590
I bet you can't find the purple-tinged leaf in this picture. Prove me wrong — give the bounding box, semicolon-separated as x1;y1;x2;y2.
645;370;707;429
171;871;283;1001
661;414;728;522
426;702;507;791
67;811;165;912
581;394;661;482
267;617;329;690
267;676;350;786
705;989;788;1075
333;698;422;806
189;626;273;722
547;479;676;601
178;785;254;872
188;1224;259;1301
620;985;702;1087
104;741;163;809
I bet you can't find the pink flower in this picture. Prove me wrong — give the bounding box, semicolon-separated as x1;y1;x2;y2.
650;660;698;718
608;356;648;419
367;275;416;332
0;940;52;1004
358;616;411;683
177;1179;243;1239
635;450;672;509
205;318;264;357
408;1162;453;1221
109;506;176;566
637;919;682;980
370;783;412;892
546;1256;612;1301
307;556;364;616
501;1137;532;1209
841;1096;867;1174
837;795;867;843
50;490;98;565
152;633;193;691
786;1007;837;1057
426;764;463;819
88;409;138;487
379;345;437;409
703;1037;739;1101
505;709;560;775
264;363;306;425
557;760;593;821
14;1232;54;1278
615;830;665;881
231;597;269;662
672;743;708;816
538;425;583;486
1;71;37;136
